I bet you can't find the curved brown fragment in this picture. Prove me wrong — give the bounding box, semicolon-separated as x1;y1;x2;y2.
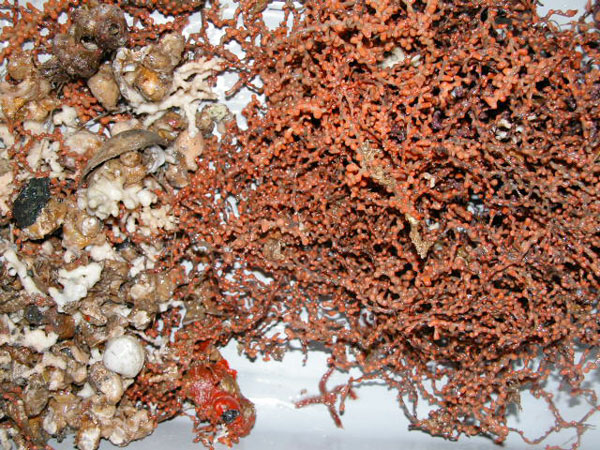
80;129;166;184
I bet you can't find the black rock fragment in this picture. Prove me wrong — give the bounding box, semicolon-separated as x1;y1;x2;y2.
12;178;51;229
24;304;45;326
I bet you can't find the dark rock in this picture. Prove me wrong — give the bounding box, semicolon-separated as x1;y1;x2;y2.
24;304;45;326
12;178;50;229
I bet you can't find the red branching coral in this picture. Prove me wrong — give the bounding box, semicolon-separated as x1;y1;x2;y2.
167;0;600;447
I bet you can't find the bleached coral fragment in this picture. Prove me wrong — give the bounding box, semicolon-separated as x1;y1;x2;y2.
114;43;221;136
25;139;65;179
1;315;58;353
379;47;406;68
0;123;15;148
64;130;104;158
86;175;128;219
21;328;59;353
128;256;147;278
0;168;13;215
48;262;103;311
139;205;177;233
53;105;79;130
88;242;121;262
84;155;162;221
1;245;43;296
85;172;154;220
22;120;47;135
127;204;177;237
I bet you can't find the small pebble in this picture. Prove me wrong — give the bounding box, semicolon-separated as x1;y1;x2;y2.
103;335;145;378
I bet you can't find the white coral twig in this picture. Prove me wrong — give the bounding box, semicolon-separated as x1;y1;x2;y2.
113;48;221;137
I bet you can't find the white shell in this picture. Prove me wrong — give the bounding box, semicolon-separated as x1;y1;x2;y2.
103;335;145;378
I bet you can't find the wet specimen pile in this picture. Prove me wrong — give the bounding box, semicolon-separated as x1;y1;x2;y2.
0;0;599;449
